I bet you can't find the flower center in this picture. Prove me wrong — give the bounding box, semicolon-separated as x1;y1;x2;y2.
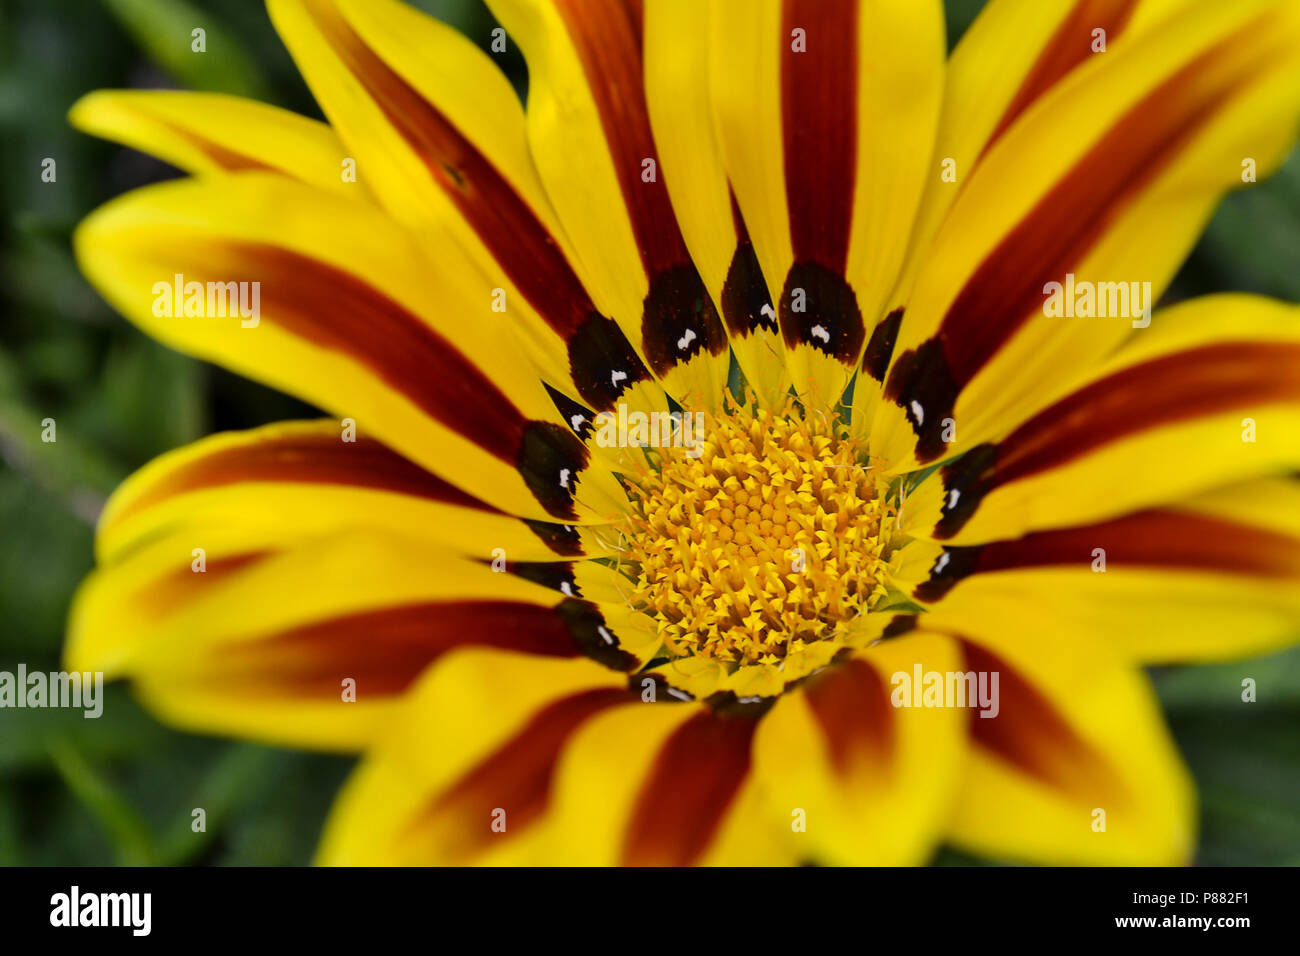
620;402;895;667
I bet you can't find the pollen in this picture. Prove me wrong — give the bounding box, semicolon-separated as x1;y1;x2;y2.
620;402;895;667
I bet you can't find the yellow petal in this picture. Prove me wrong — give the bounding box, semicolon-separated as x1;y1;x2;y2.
873;0;1300;472
94;420;588;565
69;89;356;193
268;0;670;418
316;648;632;864
887;0;1197;312
921;296;1300;543
68;531;611;751
546;697;785;865
753;630;967;864
645;0;787;406
710;0;944;410
924;618;1195;865
487;0;731;409
74;171;628;523
911;476;1300;664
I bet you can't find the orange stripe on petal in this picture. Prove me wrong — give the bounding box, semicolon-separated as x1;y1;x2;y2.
302;2;588;333
919;507;1300;601
888;15;1281;462
160;240;530;457
781;0;858;273
984;0;1137;151
299;0;656;412
135;551;273;619
935;342;1300;537
549;0;728;379
219;600;589;698
553;0;681;277
961;640;1121;802
151;239;592;520
776;0;865;366
159;121;279;173
620;709;758;866
108;432;494;531
412;687;634;862
802;657;894;775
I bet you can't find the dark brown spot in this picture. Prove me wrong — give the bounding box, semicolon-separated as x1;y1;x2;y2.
641;264;728;377
861;307;904;382
555;598;641;671
721;240;775;336
566;313;653;410
545;384;596;440
779;261;864;363
517;422;590;521
884;336;962;463
881;614;919;639
524;519;585;557
502;560;580;596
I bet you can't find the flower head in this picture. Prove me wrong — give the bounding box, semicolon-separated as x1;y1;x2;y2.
66;0;1300;865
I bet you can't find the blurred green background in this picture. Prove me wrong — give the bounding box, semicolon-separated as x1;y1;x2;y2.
0;0;1297;865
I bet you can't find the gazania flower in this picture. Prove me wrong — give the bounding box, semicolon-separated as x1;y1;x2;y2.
66;0;1300;866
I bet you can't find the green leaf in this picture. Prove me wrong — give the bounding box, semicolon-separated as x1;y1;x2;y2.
0;685;169;772
48;740;158;865
99;0;269;99
1156;647;1300;865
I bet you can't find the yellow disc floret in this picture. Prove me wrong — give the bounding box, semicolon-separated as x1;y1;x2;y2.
621;402;895;667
